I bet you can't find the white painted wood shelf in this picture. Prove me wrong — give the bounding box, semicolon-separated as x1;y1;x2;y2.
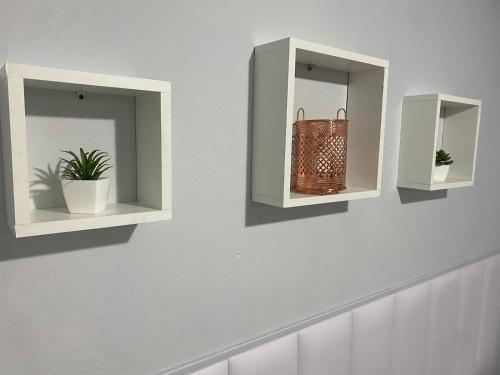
0;63;172;237
398;94;481;191
251;37;389;208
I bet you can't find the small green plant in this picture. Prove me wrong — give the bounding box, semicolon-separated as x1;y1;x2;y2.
60;148;112;180
435;149;454;166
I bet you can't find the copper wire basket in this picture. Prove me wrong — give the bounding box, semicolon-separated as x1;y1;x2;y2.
291;107;348;195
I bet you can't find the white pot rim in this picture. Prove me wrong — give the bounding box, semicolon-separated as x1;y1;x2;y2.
61;177;110;182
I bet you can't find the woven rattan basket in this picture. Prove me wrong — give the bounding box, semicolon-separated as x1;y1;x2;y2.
291;107;348;195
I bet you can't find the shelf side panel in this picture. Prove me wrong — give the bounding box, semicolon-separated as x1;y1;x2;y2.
136;92;170;210
252;45;291;204
0;78;14;228
0;77;30;227
347;68;385;190
162;92;172;211
398;100;438;187
443;105;480;184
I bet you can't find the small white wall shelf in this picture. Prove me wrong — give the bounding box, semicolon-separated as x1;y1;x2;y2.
398;94;481;191
251;37;389;208
0;63;172;237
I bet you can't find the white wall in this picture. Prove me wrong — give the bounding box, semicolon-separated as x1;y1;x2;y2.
0;1;500;374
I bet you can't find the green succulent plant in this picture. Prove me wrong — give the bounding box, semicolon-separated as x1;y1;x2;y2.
60;148;112;180
435;149;454;166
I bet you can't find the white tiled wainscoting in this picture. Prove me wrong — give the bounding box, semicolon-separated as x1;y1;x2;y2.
184;252;500;375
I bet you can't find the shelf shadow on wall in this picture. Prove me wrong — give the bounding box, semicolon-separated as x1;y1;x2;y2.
246;200;348;226
0;133;135;262
0;224;136;262
397;187;447;204
244;53;348;227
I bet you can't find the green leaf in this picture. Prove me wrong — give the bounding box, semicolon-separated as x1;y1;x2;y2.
59;147;112;180
435;149;454;166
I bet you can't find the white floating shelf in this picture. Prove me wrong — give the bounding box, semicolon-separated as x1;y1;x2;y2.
251;37;389;208
398;94;481;191
0;63;172;237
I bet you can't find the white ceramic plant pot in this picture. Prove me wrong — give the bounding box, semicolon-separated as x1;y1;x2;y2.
61;178;110;214
433;165;450;182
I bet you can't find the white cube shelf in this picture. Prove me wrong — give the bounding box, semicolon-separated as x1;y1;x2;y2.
0;63;172;237
398;94;481;191
251;37;389;207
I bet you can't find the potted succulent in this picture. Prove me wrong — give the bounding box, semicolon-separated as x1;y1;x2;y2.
60;148;112;214
434;149;454;182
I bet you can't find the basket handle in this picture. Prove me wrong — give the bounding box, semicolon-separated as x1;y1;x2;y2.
337;108;347;120
297;107;305;121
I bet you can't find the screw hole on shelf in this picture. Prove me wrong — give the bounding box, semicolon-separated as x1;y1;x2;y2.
76;91;87;100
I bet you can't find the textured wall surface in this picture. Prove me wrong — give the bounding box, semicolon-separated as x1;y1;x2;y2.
0;1;500;374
